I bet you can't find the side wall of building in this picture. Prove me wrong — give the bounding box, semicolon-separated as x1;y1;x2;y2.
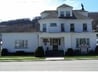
2;33;39;52
39;19;93;33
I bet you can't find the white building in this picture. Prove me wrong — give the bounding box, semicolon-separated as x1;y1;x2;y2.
0;4;98;56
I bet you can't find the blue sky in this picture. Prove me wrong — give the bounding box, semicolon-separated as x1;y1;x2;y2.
0;0;97;21
78;0;98;12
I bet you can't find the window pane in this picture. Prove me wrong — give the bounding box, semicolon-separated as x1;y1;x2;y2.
66;11;70;17
83;24;87;32
50;23;57;27
43;24;46;32
70;24;74;32
61;23;65;32
15;40;28;48
60;11;64;17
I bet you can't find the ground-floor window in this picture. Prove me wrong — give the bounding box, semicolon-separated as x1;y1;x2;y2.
76;38;90;48
15;40;28;48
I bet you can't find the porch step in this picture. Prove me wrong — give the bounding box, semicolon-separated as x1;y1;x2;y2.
45;50;64;57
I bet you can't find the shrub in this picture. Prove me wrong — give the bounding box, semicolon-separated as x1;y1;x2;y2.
65;48;74;56
95;46;98;54
74;49;81;56
88;50;95;55
15;51;25;56
1;48;9;56
34;46;45;57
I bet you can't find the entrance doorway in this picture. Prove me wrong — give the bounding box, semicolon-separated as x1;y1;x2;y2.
50;38;61;51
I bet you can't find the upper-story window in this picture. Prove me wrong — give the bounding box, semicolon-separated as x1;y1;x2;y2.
61;23;65;32
50;23;57;27
43;24;46;32
70;23;74;32
66;11;70;17
60;11;64;17
83;23;87;32
96;34;98;38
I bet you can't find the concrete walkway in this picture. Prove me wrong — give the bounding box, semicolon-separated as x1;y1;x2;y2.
45;57;64;61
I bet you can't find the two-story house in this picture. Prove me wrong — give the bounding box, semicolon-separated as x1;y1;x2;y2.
38;4;96;54
1;4;97;56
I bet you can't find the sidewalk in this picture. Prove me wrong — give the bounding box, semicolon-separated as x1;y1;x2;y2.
45;57;64;61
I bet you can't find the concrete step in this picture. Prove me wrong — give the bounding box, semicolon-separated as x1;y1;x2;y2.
45;57;64;61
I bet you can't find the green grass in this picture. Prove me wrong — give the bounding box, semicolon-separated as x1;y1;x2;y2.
64;55;98;60
0;56;45;61
0;55;98;62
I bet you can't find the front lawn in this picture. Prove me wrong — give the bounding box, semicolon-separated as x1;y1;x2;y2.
0;56;45;61
64;55;98;60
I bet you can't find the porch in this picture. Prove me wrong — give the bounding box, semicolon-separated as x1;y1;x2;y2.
40;38;64;51
39;37;65;57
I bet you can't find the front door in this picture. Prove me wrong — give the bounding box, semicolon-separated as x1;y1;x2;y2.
51;38;60;51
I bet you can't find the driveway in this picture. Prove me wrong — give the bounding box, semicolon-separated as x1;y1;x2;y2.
0;60;98;71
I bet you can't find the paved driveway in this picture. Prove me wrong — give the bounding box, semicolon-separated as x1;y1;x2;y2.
0;60;98;71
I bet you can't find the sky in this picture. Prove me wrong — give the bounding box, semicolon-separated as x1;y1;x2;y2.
0;0;98;21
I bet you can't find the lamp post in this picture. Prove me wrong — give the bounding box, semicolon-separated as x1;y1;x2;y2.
0;41;2;56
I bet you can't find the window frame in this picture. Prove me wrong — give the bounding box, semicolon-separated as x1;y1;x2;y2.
15;40;28;48
60;11;65;17
43;24;47;32
70;23;75;32
83;23;87;32
61;23;65;32
66;11;70;17
50;23;57;27
76;38;90;48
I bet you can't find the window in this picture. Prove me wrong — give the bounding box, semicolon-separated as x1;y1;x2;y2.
70;24;74;32
50;23;57;27
43;24;46;32
60;11;64;17
43;39;49;45
96;34;98;38
83;23;87;32
61;23;65;32
66;11;70;17
76;38;90;48
15;40;28;48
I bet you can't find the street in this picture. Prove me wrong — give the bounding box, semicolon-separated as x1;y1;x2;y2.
0;60;98;71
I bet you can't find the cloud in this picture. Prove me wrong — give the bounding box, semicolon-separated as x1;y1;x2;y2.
0;0;81;21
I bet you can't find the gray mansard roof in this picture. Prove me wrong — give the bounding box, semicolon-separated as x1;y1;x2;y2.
41;10;91;19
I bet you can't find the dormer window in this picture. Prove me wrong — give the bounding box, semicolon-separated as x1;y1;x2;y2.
66;11;70;17
60;11;64;17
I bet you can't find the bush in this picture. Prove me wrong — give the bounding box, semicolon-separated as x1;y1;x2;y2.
95;46;98;54
74;49;81;56
65;48;74;56
88;50;95;55
15;51;25;56
34;46;45;57
1;48;9;56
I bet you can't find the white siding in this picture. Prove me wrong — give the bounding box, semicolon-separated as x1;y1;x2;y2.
39;19;93;33
71;33;96;50
39;32;96;52
2;33;38;52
